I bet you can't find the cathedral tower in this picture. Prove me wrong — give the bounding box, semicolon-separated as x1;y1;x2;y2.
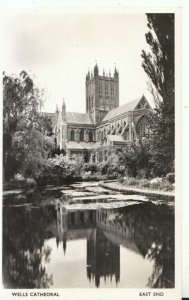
86;64;119;124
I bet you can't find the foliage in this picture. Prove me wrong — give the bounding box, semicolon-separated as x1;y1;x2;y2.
38;115;53;136
115;142;151;178
141;14;175;176
98;161;109;175
3;205;54;288
166;173;175;184
83;163;98;174
33;156;84;186
122;177;174;192
141;14;174;109
3;71;54;181
3;70;42;133
83;149;90;163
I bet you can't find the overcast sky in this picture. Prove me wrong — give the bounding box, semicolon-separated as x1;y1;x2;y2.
2;11;153;113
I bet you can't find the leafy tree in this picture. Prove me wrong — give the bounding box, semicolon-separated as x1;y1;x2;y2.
141;14;174;110
38;115;53;136
141;14;175;176
3;71;53;181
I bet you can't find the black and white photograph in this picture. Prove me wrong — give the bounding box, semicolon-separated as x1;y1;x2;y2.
0;3;183;300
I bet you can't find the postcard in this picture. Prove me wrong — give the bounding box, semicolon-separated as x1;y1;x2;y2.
0;2;183;300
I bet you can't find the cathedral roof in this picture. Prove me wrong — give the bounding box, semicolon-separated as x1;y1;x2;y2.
102;95;149;122
66;141;99;150
107;135;127;143
66;112;93;125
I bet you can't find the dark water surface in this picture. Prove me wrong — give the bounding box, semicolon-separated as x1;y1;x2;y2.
3;182;174;289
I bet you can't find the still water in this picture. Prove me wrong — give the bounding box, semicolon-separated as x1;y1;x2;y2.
3;182;174;289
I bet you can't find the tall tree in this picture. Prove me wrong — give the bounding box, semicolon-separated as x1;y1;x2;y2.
3;71;52;181
141;14;174;113
141;14;175;176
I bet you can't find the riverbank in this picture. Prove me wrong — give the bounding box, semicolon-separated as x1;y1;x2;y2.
99;181;175;200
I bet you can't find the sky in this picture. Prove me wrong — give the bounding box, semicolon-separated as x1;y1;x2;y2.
2;10;153;113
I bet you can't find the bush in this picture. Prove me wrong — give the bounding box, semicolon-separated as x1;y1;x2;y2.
82;174;107;181
166;173;175;184
107;173;118;180
138;179;151;189
150;181;161;190
98;162;109;175
122;176;174;192
83;163;98;174
158;180;174;191
118;165;126;176
118;174;124;183
123;177;139;187
34;156;84;186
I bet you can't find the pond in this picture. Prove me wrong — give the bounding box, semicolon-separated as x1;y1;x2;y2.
3;182;174;289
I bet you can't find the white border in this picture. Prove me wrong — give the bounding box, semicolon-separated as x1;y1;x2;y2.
0;1;186;299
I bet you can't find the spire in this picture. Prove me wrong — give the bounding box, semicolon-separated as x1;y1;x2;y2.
86;70;90;81
114;67;119;78
94;63;99;76
103;69;105;76
62;98;66;121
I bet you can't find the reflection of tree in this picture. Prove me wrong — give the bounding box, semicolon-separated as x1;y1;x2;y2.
98;203;174;288
131;203;174;288
3;205;55;288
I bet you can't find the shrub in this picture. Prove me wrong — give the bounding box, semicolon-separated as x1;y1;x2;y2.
99;162;109;175
34;157;80;185
150;181;161;190
124;177;139;186
118;174;124;183
155;180;174;191
138;179;151;189
118;165;126;176
107;173;118;180
166;173;175;184
83;163;98;174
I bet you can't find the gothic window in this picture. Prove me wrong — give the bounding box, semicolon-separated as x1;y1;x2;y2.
125;130;129;140
89;131;93;142
136;116;150;137
101;131;104;143
80;129;84;141
70;129;75;141
99;83;103;94
111;84;114;95
105;82;109;94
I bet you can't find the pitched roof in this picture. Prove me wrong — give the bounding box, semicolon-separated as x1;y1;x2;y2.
66;141;98;150
66;112;93;125
107;135;126;142
102;95;148;122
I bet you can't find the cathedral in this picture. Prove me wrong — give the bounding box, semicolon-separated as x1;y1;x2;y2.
45;64;152;160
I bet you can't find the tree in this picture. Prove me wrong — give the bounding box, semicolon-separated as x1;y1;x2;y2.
141;14;175;176
3;71;53;181
141;14;174;111
38;115;53;136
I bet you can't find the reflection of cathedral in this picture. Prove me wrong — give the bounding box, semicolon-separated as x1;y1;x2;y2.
56;206;120;287
87;228;120;287
55;203;174;288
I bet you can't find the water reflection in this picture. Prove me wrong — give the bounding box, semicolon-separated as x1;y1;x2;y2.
87;228;120;287
3;198;174;288
3;205;55;288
